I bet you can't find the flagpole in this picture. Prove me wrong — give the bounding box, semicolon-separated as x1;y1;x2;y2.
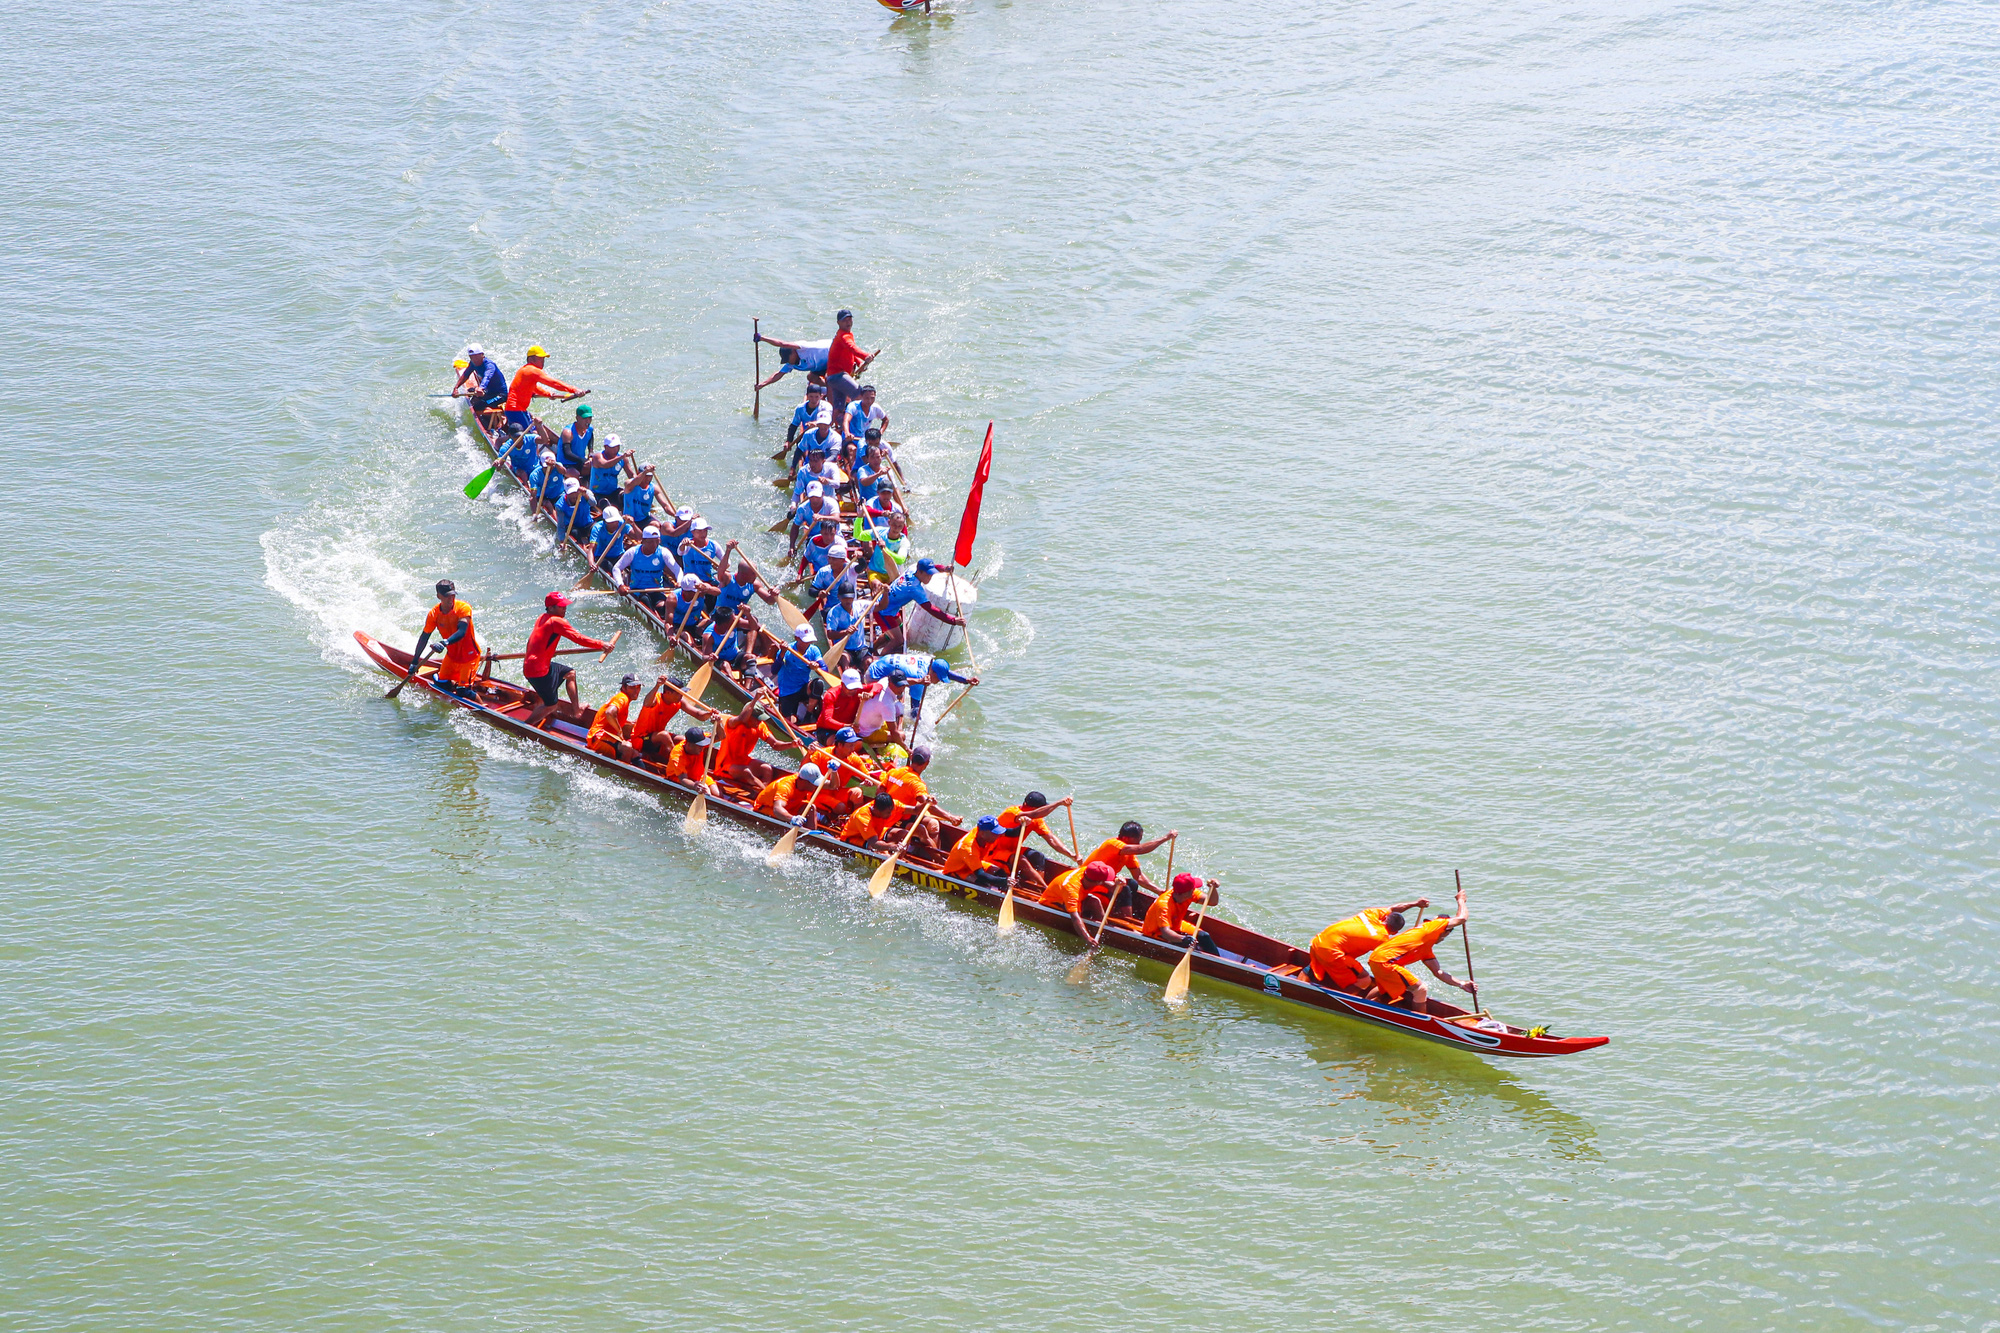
949;422;994;668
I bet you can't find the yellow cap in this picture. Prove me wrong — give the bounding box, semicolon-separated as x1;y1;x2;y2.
525;344;548;358
452;358;468;369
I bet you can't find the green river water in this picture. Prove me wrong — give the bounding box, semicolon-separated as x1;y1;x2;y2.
5;0;1997;1328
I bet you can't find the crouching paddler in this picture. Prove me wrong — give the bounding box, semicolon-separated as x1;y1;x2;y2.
522;590;614;729
1304;897;1429;992
990;791;1078;891
586;674;646;763
401;579;483;696
1143;873;1223;955
754;764;824;829
1365;887;1478;1012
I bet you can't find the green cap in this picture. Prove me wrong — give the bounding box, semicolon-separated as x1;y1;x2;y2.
576;403;593;418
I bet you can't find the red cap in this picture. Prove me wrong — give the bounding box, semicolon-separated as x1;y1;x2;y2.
1082;861;1115;884
1172;873;1203;894
544;590;572;612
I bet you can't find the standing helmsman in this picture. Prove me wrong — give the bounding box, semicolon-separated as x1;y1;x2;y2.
521;590;613;730
453;345;509;429
503;345;584;434
824;308;881;422
1365;887;1478;1012
402;578;483;695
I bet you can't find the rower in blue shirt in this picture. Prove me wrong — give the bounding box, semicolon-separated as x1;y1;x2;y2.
553;479;593;542
665;573;718;640
612;526;680;614
870;557;966;654
589;509;630;569
792;421;841;477
620;464;660;526
866;651;976;712
585;433;629;507
822;583;867;672
555;403;595;477
677;520;726;607
713;550;780;621
787;381;829;447
772;623;826;722
703;611;757;682
525;449;562;512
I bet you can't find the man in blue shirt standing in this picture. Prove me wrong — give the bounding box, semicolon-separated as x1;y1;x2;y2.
453;344;508;429
870;557;966;655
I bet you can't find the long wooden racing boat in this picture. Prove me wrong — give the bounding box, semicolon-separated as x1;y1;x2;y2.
359;629;1608;1060
460;401;789;708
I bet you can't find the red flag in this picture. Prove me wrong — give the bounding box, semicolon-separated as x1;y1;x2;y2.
953;422;993;568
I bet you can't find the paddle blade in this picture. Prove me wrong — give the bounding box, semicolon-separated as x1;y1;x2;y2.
1162;949;1195;1005
997;885;1017;935
683;661;714;701
775;598;809;632
766;518;790;534
867;852;900;898
1065;951;1096;985
765;826;801;867
683;791;708;834
464;465;497;499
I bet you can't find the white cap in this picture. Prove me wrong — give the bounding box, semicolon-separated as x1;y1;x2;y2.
679;573;699;590
465;343;484;356
540;449;557;462
642;525;661;539
562;478;581;493
792;622;815;640
841;669;862;689
806;481;824;499
606;434;622;449
675;506;693;522
691;515;710;531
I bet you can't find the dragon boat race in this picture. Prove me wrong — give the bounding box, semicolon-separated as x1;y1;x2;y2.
7;0;1994;1328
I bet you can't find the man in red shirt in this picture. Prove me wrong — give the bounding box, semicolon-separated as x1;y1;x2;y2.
503;345;585;433
522;590;613;728
824;309;879;422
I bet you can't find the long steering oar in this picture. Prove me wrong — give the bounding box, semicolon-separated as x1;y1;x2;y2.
868;800;934;898
996;826;1028;935
752;317;762;419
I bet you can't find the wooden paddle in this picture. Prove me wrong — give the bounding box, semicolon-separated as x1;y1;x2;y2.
684;789;708;835
483;631;621;664
868;799;933;898
752;317;761;419
996;824;1028;935
384;649;436;699
1161;899;1210;1006
1456;868;1483;1015
929;680;977;730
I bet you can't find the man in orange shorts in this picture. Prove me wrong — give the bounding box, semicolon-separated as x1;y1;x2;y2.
839;792;904;851
1037;860;1107;942
402;579;482;695
586;674;644;763
1306;896;1430;992
1366;887;1478;1012
1077;821;1176;922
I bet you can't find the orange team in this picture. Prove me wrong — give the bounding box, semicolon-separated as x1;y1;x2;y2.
586;673;645;763
631;674;718;766
401;579;482;695
1077;821;1177;923
1366;887;1478;1013
712;701;796;794
1143;873;1224;955
876;745;952;852
662;727;718;792
502;344;584;434
801;727;873;817
991;791;1079;890
940;816;1012;887
1304;896;1430;992
839;792;905;851
1037;860;1117;942
521;590;613;729
754;764;824;827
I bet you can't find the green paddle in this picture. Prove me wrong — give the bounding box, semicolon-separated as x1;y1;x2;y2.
464;462;498;499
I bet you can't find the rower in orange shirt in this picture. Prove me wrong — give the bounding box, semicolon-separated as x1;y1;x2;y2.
838;792;902;851
1305;897;1429;991
663;727;718;792
1366;887;1478;1012
875;745;949;852
1078;821;1176;921
631;674;718;766
502;345;584;433
939;816;1011;887
586;674;644;762
400;579;483;694
1143;872;1222;955
1038;860;1113;942
753;764;823;827
991;791;1078;890
713;699;792;793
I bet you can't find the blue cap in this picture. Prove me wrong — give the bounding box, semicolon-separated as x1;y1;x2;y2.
833;727;861;744
928;660;952;678
888;665;909;682
916;557;938;575
837;309;854;321
976;815;1001;835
